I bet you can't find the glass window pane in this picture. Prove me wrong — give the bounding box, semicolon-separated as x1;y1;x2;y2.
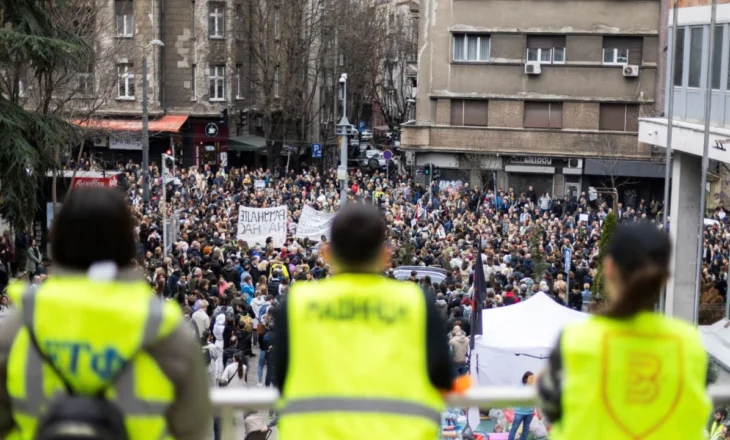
467;36;478;60
479;37;489;61
603;49;614;64
689;26;703;87
453;35;465;61
553;47;565;62
540;49;551;62
527;48;539;62
713;25;723;89
617;49;629;64
675;27;685;87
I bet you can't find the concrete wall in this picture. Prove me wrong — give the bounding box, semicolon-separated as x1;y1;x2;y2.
403;126;650;158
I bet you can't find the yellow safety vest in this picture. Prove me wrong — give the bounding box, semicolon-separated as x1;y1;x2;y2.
5;277;182;440
551;312;711;440
278;273;444;440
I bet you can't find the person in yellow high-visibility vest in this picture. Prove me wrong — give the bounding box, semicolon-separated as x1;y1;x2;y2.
538;223;711;440
0;187;211;439
271;203;468;440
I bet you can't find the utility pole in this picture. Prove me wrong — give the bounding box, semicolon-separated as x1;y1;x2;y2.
337;73;350;207
429;163;434;201
142;56;150;205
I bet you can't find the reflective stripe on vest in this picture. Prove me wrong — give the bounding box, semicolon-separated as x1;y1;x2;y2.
11;290;167;417
280;397;442;424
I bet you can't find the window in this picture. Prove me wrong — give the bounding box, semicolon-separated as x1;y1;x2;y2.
713;25;723;90
526;36;565;64
209;65;225;101
274;66;280;98
599;104;639;132
674;27;685;87
274;8;280;39
339;53;344;66
602;37;643;65
209;4;225;38
191;64;197;101
236;63;243;99
523;101;562;129
192;0;196;38
452;34;490;62
115;0;134;37
450;100;488;126
689;26;703;87
235;5;243;40
117;63;134;99
78;73;93;96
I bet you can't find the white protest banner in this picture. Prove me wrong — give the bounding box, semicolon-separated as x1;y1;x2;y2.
579;213;589;223
237;206;288;248
254;179;265;189
296;205;335;242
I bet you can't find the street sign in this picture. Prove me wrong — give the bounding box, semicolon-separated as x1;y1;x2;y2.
312;143;323;158
383;149;393;160
359;121;366;131
287;145;295;152
205;123;219;137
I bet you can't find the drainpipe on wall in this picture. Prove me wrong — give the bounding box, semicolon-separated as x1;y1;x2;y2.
160;0;166;110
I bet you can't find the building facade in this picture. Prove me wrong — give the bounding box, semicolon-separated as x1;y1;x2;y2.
403;0;664;202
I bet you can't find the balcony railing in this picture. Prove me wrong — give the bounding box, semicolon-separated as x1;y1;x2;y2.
211;384;730;440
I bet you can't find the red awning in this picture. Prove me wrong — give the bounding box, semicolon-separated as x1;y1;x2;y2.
73;115;188;133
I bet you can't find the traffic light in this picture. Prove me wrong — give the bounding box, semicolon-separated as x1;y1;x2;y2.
424;163;431;175
220;108;228;125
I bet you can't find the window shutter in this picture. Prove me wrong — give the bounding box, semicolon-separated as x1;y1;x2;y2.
627;38;643;65
599;104;627;131
548;102;563;129
450;100;464;125
524;102;550;128
603;37;629;50
625;105;639;131
527;36;555;49
527;36;565;49
464;101;488;126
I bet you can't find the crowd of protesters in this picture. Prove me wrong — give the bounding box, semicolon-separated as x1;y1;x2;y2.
1;158;730;384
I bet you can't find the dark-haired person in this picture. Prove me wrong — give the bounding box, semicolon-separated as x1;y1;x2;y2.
271;203;460;440
508;371;535;440
0;187;211;439
712;409;728;440
537;223;711;439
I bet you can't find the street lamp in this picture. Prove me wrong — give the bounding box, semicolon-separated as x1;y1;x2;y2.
142;39;165;206
336;73;350;207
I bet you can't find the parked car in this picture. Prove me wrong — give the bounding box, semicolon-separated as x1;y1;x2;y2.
359;144;383;158
359;152;398;171
392;266;448;285
360;129;373;141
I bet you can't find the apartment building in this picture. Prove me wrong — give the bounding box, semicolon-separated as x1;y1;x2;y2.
402;0;664;202
79;0;268;170
640;0;730;213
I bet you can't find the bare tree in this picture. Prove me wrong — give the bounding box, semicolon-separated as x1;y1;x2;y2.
239;0;326;171
373;4;417;131
589;135;640;192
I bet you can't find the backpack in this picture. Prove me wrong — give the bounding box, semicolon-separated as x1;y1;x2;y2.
22;292;130;440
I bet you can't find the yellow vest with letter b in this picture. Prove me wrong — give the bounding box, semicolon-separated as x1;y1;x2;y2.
278;274;444;440
5;277;182;440
551;312;711;440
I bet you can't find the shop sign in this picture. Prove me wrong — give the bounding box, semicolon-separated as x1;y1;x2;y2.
509;156;552;165
109;133;143;150
72;176;118;188
205;123;219;137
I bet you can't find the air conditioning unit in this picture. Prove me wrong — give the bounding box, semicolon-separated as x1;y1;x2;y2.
623;65;639;77
567;158;583;169
525;62;541;75
92;136;108;147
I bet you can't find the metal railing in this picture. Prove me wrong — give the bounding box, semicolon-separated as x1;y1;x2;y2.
211;385;730;439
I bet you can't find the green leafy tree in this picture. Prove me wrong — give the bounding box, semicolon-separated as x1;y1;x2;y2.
593;212;618;299
0;0;92;226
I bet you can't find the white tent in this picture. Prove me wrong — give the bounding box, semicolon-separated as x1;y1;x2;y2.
470;292;589;386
